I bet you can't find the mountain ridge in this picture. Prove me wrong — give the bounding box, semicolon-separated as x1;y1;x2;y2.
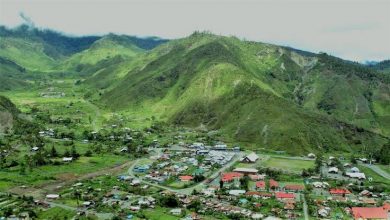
0;29;389;154
98;32;389;154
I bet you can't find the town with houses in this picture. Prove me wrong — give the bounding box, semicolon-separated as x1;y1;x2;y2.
1;124;389;220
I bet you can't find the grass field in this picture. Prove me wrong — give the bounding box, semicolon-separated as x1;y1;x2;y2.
168;181;187;189
0;155;129;191
378;164;390;174
260;157;314;173
143;207;181;220
37;207;76;219
357;165;390;185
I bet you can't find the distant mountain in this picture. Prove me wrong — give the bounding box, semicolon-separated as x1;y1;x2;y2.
100;32;389;154
367;60;390;73
0;25;100;70
0;25;167;72
58;34;145;74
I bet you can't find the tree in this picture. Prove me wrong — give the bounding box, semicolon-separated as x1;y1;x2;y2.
187;199;201;212
159;194;179;207
50;145;58;157
302;169;310;177
240;176;250;190
374;142;390;164
19;162;26;175
71;145;80;159
315;153;323;172
350;155;357;164
219;179;224;189
73;190;81;206
63;149;71;157
84;149;93;157
194;174;205;182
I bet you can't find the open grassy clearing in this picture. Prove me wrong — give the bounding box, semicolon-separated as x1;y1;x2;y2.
143;207;180;220
378;164;390;174
260;157;314;173
0;155;129;191
357;165;390;185
37;207;76;220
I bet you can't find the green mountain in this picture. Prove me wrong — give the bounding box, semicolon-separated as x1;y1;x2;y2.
368;60;390;73
0;25;167;73
0;95;42;136
0;25;168;92
0;95;28;134
1;27;388;154
59;34;146;76
0;57;30;91
0;25;100;71
101;32;389;154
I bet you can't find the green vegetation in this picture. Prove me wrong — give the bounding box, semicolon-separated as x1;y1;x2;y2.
260;157;314;173
97;32;389;155
357;165;390;185
1;27;389;156
143;207;180;220
37;207;76;219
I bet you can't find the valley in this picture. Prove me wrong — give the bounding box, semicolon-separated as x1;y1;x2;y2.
0;25;389;220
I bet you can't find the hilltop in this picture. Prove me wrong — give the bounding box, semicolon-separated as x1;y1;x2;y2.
100;32;390;154
0;25;167;90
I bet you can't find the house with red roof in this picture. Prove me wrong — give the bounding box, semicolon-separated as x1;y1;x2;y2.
179;175;193;182
284;184;305;192
383;202;390;211
269;179;279;190
221;172;243;182
329;188;351;196
275;192;295;200
256;181;266;190
351;207;388;220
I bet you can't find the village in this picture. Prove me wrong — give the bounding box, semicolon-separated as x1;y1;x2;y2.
1;122;390;220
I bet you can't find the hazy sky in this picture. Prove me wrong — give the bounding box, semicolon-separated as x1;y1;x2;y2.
1;0;389;62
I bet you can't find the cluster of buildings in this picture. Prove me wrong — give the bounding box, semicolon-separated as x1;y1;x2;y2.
189;142;240;152
38;129;55;137
137;144;239;186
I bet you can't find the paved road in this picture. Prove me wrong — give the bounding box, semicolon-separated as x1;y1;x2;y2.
359;162;390;180
128;152;244;195
301;194;309;220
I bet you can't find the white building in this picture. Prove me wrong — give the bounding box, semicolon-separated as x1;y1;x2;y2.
351;167;360;173
228;190;246;196
346;172;366;179
328;167;339;173
233;168;259;174
46;194;59;199
170;208;182;215
63;157;73;162
241;152;259;163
